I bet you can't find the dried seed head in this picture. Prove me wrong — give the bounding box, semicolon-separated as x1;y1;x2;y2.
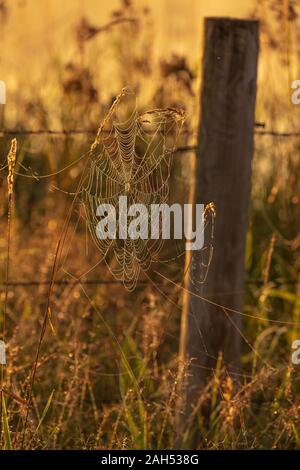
7;138;17;196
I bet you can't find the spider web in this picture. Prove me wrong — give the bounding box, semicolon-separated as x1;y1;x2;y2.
80;88;215;291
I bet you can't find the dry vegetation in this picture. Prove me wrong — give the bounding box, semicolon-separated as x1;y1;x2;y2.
0;0;300;449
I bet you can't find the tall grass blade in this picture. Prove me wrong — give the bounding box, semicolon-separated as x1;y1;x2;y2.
2;395;12;450
35;389;55;433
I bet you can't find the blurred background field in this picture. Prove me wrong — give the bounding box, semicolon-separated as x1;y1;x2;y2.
0;0;300;450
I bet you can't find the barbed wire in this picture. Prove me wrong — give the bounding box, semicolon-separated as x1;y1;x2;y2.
0;129;198;154
0;128;299;152
0;279;147;286
0;126;191;136
0;129;98;136
0;278;298;287
255;130;300;137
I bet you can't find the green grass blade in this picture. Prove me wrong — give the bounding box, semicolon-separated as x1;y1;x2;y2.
35;389;55;433
2;395;12;450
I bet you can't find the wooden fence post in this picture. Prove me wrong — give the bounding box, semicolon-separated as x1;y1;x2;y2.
179;18;259;409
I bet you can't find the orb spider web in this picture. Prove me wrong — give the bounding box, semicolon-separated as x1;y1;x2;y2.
80;88;214;291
